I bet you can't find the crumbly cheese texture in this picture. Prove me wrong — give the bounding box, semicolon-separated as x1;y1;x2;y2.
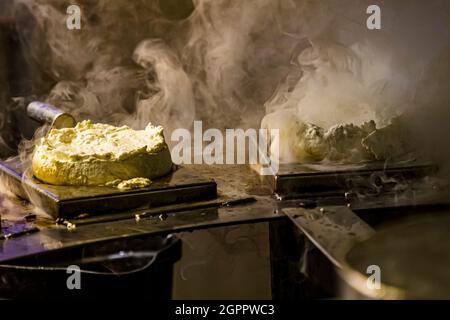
325;121;376;162
117;177;152;190
362;117;413;160
262;110;410;163
32;120;172;186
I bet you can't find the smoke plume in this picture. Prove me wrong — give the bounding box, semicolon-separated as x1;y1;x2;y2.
0;0;448;173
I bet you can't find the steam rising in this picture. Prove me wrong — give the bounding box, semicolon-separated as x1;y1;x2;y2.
0;0;449;173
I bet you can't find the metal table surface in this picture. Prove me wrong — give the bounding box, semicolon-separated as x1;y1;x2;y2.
0;165;284;263
0;164;447;263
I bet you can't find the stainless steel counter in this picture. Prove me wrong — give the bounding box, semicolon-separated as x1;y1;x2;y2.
0;163;447;265
0;164;282;262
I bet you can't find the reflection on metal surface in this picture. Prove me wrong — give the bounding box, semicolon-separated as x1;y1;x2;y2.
51;197;256;227
338;265;405;300
26;101;76;129
0;163;446;267
0;220;39;240
283;206;375;268
257;161;438;198
342;212;450;299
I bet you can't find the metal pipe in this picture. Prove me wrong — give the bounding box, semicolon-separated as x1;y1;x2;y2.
26;101;76;129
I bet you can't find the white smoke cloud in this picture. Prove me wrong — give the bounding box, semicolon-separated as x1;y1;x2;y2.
2;0;449;173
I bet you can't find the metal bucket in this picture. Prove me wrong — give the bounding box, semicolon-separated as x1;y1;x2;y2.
0;234;181;299
337;211;450;299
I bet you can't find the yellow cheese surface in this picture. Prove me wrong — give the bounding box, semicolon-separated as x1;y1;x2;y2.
32;120;172;186
117;177;152;190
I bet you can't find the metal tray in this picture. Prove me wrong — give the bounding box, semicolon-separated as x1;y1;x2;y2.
0;159;217;219
253;161;437;198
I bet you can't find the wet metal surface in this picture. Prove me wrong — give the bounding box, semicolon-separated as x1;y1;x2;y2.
0;163;446;264
0;220;39;240
0;164;282;262
283;206;375;268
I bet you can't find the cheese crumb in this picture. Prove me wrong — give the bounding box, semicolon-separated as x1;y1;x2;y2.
117;177;152;190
